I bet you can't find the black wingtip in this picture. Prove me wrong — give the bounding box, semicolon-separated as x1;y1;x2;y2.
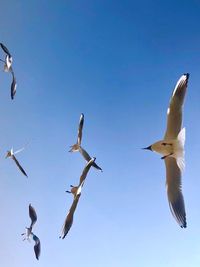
183;73;190;80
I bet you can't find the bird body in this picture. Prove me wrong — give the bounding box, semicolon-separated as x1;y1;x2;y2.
150;128;185;171
143;73;189;228
4;55;12;72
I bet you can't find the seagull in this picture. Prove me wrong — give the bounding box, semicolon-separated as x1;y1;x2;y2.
22;204;41;260
69;114;102;171
143;73;189;228
6;146;28;177
69;113;84;152
79;146;102;172
60;158;95;239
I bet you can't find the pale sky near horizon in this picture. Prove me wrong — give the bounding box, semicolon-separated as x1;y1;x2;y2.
1;1;200;266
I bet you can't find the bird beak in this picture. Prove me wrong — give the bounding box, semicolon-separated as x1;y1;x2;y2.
142;146;152;151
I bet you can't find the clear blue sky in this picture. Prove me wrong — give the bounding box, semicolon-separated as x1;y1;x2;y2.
0;1;200;266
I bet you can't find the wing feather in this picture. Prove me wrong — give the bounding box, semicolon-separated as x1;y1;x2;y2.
60;195;81;239
12;155;28;177
29;204;37;229
164;74;189;139
165;157;186;228
77;113;84;145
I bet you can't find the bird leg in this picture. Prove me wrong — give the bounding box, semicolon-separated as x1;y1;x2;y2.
65;190;71;193
161;153;173;160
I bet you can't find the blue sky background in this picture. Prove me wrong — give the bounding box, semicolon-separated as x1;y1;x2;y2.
0;0;200;266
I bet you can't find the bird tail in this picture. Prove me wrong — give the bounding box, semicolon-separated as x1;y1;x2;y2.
69;143;80;152
175;128;186;172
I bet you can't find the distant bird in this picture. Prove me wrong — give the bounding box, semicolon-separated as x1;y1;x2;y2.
143;73;189;228
22;204;41;260
79;146;102;172
69;113;84;152
6;146;28;177
69;114;102;171
60;158;95;239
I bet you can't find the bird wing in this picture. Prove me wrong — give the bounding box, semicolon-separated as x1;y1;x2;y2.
33;235;41;260
10;70;17;100
165;157;186;228
77;113;84;146
29;204;37;229
79;157;95;186
79;146;102;171
60;195;81;239
12;155;28;177
14;141;31;155
164;74;189;140
0;43;12;57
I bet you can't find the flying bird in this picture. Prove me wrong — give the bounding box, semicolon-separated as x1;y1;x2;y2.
79;146;102;172
69;113;84;152
69;114;102;171
143;73;189;228
6;146;28;177
22;204;41;260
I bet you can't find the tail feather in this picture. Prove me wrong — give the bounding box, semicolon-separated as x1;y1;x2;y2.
177;128;185;147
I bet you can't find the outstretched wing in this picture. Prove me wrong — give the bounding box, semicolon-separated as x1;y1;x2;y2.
79;146;102;171
33;235;41;260
77;113;84;145
60;194;81;239
10;69;17;100
12;155;28;177
29;204;37;229
164;74;189;139
79;157;95;186
165;157;186;228
0;43;12;57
